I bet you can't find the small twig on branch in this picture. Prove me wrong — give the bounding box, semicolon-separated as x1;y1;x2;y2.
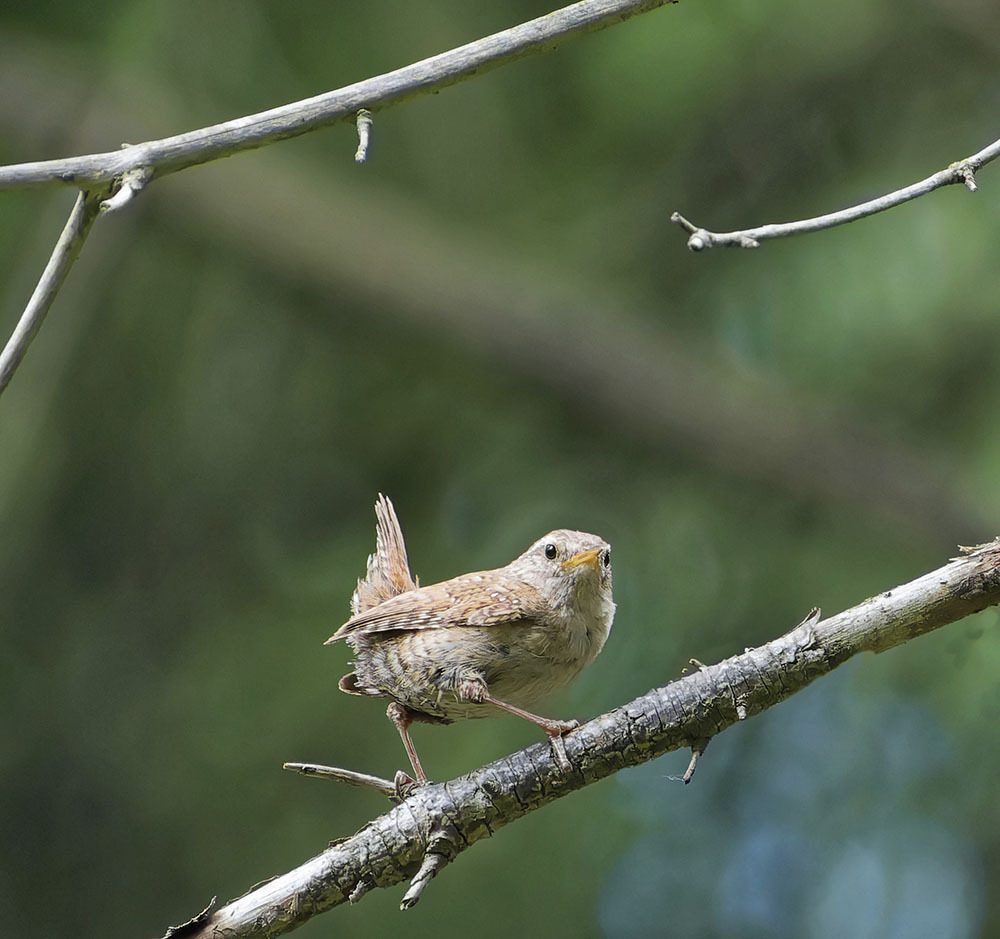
100;165;152;214
400;851;449;910
173;539;1000;939
348;879;371;903
0;190;103;395
671;134;1000;251
354;110;373;164
680;738;709;783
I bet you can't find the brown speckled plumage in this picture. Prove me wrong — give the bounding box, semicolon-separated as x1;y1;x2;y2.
326;495;615;784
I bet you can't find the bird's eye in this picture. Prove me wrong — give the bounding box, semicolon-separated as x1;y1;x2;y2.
602;548;611;568
544;543;558;560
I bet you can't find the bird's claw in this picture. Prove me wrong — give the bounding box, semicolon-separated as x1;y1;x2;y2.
544;718;579;734
393;770;426;800
541;719;578;773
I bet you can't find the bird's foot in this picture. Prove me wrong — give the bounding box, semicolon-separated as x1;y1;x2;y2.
541;719;579;773
455;678;488;703
394;770;428;800
539;717;579;736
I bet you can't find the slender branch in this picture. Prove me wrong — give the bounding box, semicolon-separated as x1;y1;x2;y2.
0;0;676;191
0;190;103;394
671;134;1000;251
282;762;398;800
174;540;1000;938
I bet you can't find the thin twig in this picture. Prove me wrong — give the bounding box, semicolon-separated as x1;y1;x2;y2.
0;190;103;394
175;540;1000;939
681;739;708;784
354;110;373;164
0;0;677;191
400;852;448;911
282;762;399;799
671;134;1000;251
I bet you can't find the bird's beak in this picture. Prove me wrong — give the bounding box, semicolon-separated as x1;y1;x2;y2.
561;547;602;571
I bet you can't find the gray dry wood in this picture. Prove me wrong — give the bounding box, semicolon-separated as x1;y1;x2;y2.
172;539;1000;938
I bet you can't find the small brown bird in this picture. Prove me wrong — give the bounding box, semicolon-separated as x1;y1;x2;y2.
326;495;615;785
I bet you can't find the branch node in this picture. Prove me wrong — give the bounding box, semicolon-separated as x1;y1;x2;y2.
961;165;978;192
400;851;449;910
355;109;373;164
100;166;152;214
669;212;719;251
794;606;821;648
349;879;372;904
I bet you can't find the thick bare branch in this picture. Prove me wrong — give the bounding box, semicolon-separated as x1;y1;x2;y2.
177;540;1000;938
0;1;675;396
0;191;103;394
671;134;1000;251
0;0;676;191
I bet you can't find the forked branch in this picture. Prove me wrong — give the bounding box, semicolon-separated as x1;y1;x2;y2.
0;0;677;191
0;0;679;397
168;540;1000;938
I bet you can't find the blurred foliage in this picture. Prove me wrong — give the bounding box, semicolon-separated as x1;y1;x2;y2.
1;1;999;937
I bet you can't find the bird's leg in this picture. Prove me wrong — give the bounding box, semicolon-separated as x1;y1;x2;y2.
386;702;429;793
486;695;578;772
481;694;579;736
456;680;578;771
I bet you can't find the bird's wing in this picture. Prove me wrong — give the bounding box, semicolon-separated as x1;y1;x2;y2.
350;494;417;616
327;571;545;642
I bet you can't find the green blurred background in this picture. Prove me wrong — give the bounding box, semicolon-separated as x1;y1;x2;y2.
2;2;999;937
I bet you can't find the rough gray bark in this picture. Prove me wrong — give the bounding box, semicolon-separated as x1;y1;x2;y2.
169;540;1000;939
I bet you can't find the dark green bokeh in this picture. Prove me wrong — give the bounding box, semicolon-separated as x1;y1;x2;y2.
2;3;999;937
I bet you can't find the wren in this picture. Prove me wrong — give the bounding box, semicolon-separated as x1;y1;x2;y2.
327;495;615;785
